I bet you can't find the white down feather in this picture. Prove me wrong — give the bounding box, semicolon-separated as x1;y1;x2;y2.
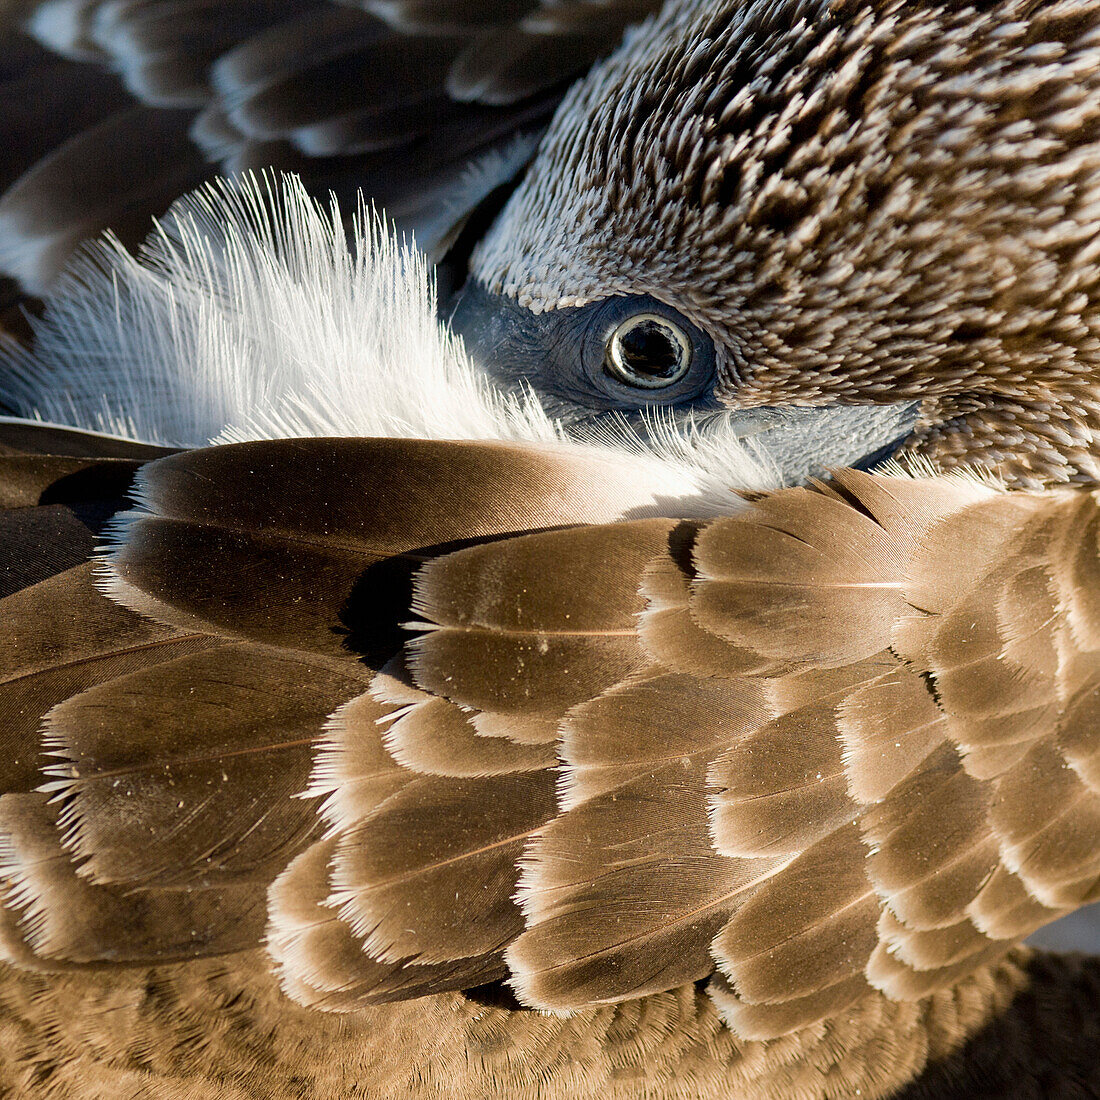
0;171;789;515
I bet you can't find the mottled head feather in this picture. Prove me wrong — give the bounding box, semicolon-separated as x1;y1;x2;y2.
473;0;1100;486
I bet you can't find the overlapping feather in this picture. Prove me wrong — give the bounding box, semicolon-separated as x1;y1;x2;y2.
0;180;1098;1054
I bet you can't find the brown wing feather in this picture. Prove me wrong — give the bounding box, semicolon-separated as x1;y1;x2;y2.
331;771;557;965
0;793;265;965
0;446;144;597
0;104;210;291
268;836;503;1009
690;489;910;674
406;519;675;722
374;663;558;777
337;471;1100;1036
638;549;766;678
708;698;856;860
0;564;217;792
41;643;368;888
509;673;778;1009
1;0;658;289
711;824;879;1005
108;439;686;656
5;432;1100;1061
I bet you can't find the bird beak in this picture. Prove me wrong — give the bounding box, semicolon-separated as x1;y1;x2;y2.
447;279;922;486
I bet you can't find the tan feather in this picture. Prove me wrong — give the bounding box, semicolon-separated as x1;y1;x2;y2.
305;690;411;836
468;710;564;746
988;741;1100;908
707;971;872;1042
862;746;999;930
835;663;947;805
865;937;1009;1002
711;824;878;1005
638;552;765;679
268;836;503;1008
691;489;909;674
892;493;1055;657
330;771;556;965
509;772;772;1009
708;699;857;860
875;909;997;973
370;657;558;774
561;670;770;810
405;627;646;718
1057;670;1100;791
966;865;1072;940
381;693;557;776
1056;495;1100;651
825;469;996;539
509;673;780;1009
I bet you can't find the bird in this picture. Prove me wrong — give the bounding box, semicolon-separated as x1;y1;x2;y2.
0;1;1099;1098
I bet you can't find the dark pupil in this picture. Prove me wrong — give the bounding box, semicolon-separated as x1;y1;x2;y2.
618;320;682;378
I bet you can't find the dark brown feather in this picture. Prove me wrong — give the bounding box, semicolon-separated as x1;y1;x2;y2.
447;0;660;104
42;643;367;887
89;0;309;107
0;0;654;285
0;454;141;510
109;438;678;658
0;104;211;292
0;564;216;793
0;506;101;598
0;793;265;965
0;419;173;460
0;32;132;194
0;450;143;597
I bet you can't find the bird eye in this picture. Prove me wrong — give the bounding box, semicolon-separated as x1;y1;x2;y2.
604;314;693;389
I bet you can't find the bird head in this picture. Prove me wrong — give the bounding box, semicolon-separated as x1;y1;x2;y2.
450;0;1100;489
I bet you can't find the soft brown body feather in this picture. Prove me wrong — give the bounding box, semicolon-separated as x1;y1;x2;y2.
0;426;1098;1095
2;0;1100;1095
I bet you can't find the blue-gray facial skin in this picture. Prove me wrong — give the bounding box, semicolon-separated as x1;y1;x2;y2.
448;278;923;486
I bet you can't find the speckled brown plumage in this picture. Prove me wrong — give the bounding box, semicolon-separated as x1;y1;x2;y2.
474;0;1100;487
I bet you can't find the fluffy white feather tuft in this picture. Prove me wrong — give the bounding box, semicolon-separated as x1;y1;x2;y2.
0;171;776;513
